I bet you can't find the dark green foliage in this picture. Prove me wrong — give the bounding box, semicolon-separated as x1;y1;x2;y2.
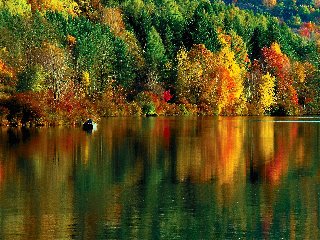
0;11;27;67
265;18;282;46
122;5;153;48
185;3;221;52
226;0;320;26
163;25;175;59
249;27;266;60
46;12;127;92
145;27;167;72
26;11;59;47
16;65;46;92
0;10;25;35
113;38;136;89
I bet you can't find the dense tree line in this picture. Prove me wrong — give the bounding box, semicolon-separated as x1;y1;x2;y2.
228;0;320;27
0;0;320;125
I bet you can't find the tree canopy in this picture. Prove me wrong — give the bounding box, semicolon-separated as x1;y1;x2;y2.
1;0;320;125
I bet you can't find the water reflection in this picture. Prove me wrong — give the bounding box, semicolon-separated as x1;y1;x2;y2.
0;117;320;239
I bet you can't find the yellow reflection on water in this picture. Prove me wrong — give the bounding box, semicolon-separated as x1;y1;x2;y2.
259;120;274;163
0;117;320;239
176;118;246;185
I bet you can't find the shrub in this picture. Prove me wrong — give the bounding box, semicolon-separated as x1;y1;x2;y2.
0;92;44;125
0;106;9;125
136;91;159;116
97;85;129;117
142;102;156;116
45;86;96;125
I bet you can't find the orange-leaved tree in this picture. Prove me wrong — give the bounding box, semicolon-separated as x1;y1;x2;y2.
262;42;299;115
215;34;247;114
176;42;246;115
0;58;17;98
27;0;80;16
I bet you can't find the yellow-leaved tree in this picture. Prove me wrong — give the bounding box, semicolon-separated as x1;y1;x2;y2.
258;72;276;112
215;34;247;114
0;0;31;16
262;42;299;115
27;0;79;16
176;46;205;105
176;42;247;115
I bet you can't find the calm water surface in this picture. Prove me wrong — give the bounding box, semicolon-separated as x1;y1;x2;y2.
1;116;320;239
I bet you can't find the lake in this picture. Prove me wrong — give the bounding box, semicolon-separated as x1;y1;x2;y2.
0;116;320;239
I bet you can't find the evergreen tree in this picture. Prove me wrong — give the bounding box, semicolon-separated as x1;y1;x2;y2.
145;26;167;72
249;27;266;60
187;3;221;52
113;38;136;89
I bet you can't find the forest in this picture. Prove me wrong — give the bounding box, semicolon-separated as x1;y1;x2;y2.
1;0;320;125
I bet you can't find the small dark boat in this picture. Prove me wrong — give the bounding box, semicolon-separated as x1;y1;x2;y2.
82;119;94;131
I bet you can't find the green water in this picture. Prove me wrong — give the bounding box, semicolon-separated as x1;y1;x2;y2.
0;117;320;239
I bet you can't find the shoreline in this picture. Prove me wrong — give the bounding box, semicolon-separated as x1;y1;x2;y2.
2;113;320;128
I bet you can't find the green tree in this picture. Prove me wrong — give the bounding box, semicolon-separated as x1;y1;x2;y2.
122;0;153;46
145;26;167;74
187;3;221;52
16;65;47;92
113;38;136;89
229;30;249;69
91;32;115;93
164;25;175;59
265;17;282;46
30;42;72;100
155;0;185;49
249;27;266;61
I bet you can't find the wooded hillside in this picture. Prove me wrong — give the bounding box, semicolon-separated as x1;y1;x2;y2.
0;0;320;125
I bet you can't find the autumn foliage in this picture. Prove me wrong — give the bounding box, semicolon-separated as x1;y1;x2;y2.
177;43;246;115
1;0;320;125
262;43;299;114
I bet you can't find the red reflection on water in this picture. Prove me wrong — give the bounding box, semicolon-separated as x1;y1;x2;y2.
264;123;298;184
162;121;171;147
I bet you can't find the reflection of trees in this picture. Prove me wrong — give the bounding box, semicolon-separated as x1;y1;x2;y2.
175;117;244;183
0;127;86;239
0;118;320;238
246;118;320;239
248;119;314;184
